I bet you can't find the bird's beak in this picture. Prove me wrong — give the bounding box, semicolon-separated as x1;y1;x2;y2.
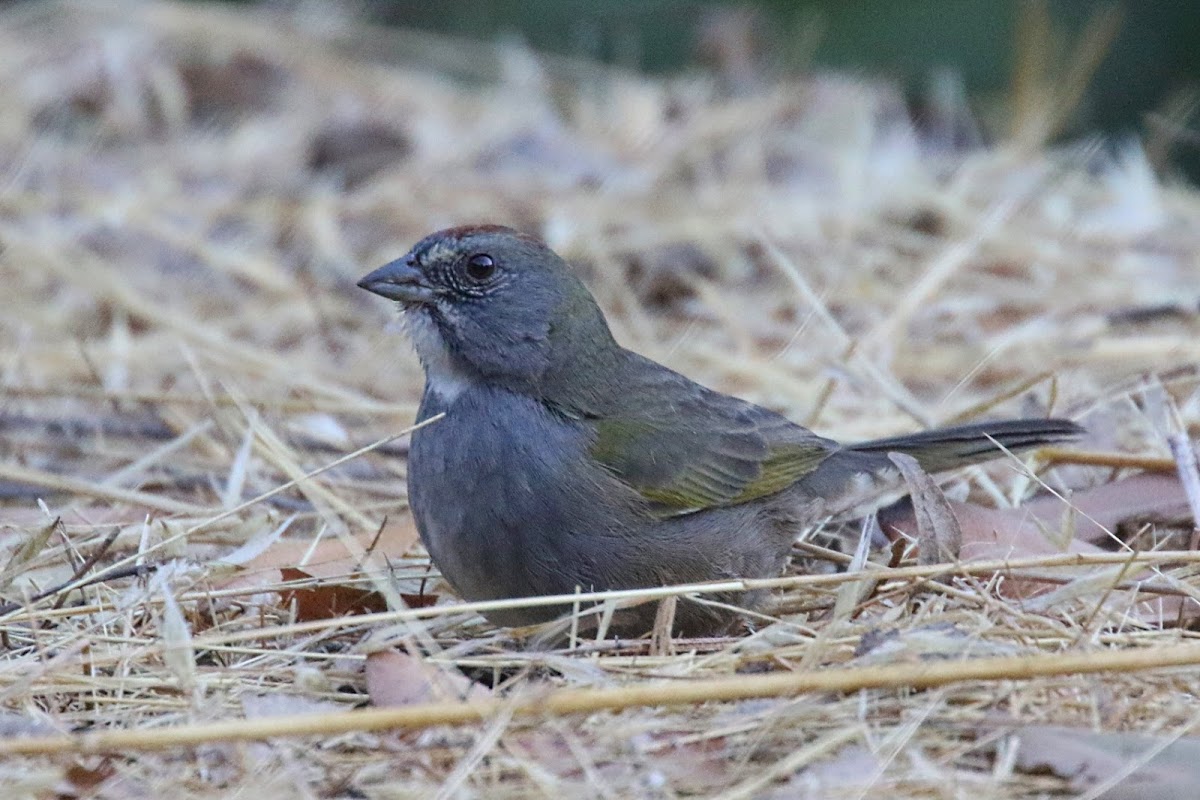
356;257;435;305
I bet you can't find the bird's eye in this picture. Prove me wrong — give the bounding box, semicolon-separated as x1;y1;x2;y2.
464;253;496;281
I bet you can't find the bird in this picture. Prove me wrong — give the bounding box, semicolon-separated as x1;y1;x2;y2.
358;225;1082;637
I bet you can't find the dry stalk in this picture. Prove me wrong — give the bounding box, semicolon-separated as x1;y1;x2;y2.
3;643;1200;756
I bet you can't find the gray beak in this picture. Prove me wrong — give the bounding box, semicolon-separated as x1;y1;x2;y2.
357;257;435;305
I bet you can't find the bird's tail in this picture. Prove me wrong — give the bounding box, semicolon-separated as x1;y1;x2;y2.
846;418;1083;473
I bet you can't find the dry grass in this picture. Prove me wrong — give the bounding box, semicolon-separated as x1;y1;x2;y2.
2;1;1200;797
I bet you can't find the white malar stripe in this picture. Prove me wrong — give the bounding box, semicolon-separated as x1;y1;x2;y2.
402;310;477;404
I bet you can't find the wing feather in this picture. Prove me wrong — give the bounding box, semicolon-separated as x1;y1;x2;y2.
580;356;836;517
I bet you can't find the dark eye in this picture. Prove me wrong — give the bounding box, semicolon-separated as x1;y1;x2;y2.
465;253;496;281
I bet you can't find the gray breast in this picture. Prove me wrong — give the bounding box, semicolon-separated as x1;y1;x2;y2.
408;384;647;625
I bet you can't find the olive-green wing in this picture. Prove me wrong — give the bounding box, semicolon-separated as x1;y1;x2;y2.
580;358;838;518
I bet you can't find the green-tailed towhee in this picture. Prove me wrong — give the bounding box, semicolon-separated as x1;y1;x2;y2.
358;225;1081;637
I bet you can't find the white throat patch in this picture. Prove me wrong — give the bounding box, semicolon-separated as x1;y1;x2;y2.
402;310;476;404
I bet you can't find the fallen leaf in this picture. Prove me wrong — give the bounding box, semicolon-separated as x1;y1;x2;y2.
880;498;1101;572
1008;725;1200;799
880;474;1191;562
879;475;1200;624
399;591;439;609
637;734;736;793
790;744;881;794
1035;474;1191;548
889;452;961;565
364;649;490;708
279;566;387;622
55;758;115;798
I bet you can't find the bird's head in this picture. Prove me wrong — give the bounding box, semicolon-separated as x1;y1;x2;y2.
358;225;616;393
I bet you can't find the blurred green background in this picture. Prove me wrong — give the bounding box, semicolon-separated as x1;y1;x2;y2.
191;0;1200;176
362;0;1199;177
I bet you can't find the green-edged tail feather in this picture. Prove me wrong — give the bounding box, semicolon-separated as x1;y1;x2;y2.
847;418;1084;473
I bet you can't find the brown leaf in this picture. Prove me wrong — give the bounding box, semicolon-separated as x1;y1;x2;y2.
880;495;1108;600
791;744;881;793
641;735;737;792
278;566;387;622
1010;725;1200;799
889;452;962;564
881;474;1200;620
399;591;439;609
56;758;115;798
881;474;1191;562
505;723;735;791
1025;474;1191;547
364;650;490;708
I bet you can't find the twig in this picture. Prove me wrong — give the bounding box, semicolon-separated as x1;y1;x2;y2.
8;548;1200;633
51;527;122;611
3;643;1200;755
1038;448;1177;472
0;561;157;616
167;549;1200;648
